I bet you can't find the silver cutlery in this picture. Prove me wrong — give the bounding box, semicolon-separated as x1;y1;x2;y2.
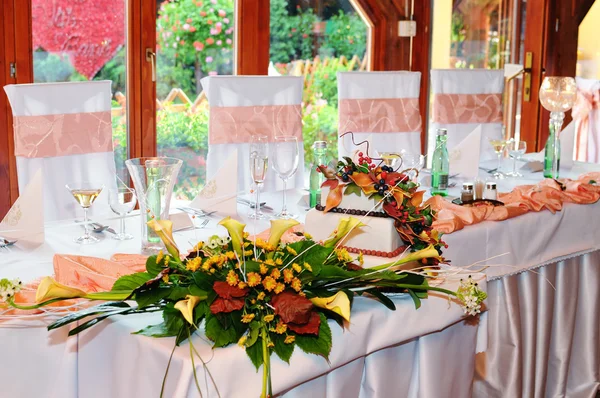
177;207;217;217
479;167;498;174
90;222;117;235
0;238;17;248
237;198;273;211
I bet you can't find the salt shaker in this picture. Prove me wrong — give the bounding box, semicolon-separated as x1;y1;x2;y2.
483;182;498;200
461;182;475;202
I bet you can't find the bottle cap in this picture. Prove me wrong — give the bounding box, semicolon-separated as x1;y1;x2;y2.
485;182;497;189
462;182;474;190
436;128;447;136
313;141;327;149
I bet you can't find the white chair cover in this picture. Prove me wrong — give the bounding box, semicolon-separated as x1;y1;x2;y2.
337;71;422;158
3;81;117;221
430;69;505;160
201;76;305;193
573;77;600;163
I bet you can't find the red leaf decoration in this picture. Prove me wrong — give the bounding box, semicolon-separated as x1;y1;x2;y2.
350;172;375;188
324;184;345;213
213;281;249;299
271;290;314;325
321;179;340;190
287;311;321;335
411;191;425;207
383;201;403;219
210;297;245;314
385;172;410;186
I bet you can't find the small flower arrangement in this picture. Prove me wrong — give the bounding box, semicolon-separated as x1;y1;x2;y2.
5;217;485;398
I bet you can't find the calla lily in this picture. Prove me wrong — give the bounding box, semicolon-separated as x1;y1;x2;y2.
174;295;201;325
310;291;351;322
323;216;366;248
35;277;87;303
218;217;246;255
268;219;300;249
147;219;180;261
371;244;442;271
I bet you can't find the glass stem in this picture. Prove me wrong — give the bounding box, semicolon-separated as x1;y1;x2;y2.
83;208;90;239
120;216;126;236
497;153;502;172
513;156;517;174
550;111;564;179
255;184;261;218
281;178;287;214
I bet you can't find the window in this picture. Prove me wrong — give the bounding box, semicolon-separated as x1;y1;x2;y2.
269;0;368;170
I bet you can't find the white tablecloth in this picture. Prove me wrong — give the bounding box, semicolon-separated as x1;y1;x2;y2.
0;194;485;398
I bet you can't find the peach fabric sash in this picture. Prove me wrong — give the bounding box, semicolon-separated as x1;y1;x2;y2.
338;98;422;133
5;253;147;315
427;173;600;234
572;87;600;162
432;93;503;124
209;104;302;145
13;111;113;158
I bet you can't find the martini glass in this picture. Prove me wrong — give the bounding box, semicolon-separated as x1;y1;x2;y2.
379;152;401;170
66;182;104;244
489;139;507;179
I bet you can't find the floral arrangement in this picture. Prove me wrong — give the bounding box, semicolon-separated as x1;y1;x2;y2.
4;217;485;398
317;143;445;254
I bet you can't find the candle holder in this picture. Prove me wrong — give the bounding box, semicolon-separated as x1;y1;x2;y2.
538;77;577;178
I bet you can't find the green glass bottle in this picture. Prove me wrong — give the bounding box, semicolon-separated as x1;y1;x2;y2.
431;129;449;196
309;141;327;208
543;124;560;178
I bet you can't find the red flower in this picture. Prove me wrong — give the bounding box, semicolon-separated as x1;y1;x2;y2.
210;281;249;314
210;298;245;313
271;290;313;324
302;33;308;39
213;281;248;298
287;311;320;335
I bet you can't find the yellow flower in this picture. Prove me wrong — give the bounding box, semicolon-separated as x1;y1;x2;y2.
268;219;300;250
275;258;284;266
271;268;281;280
210;268;216;273
186;257;202;272
304;232;313;240
371;245;442;271
311;291;351;323
226;270;239;286
257;292;266;301
244;241;251;248
334;248;353;263
264;259;275;266
162;275;170;283
238;335;248;346
274;283;285;294
163;255;170;266
225;251;236;260
259;263;268;275
263;314;274;322
147;219;180;261
238;282;247;289
243;250;253;256
267;341;275;348
290;278;302;292
323;216;366;248
156;250;164;264
284;335;295;344
262;276;277;292
35;277;87;303
174;295;202;325
357;252;364;266
191;241;204;252
283;269;294;284
303;262;312;272
218;217;246;255
243;232;250;239
241;313;255;323
286;246;298;256
292;263;302;273
247;272;262;287
274;321;287;334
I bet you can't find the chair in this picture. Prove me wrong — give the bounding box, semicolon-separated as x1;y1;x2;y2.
201;76;304;193
4;81;117;221
430;69;505;160
573;77;600;163
337;71;422;158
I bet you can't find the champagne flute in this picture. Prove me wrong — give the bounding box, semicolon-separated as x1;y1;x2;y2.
488;138;507;179
66;182;104;244
272;136;299;219
249;135;269;220
108;187;137;240
506;140;527;178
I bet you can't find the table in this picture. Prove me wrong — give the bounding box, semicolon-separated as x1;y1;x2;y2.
0;194;486;398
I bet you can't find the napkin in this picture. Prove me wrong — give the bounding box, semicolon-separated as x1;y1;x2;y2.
0;169;44;247
189;149;238;218
169;212;194;231
448;125;481;179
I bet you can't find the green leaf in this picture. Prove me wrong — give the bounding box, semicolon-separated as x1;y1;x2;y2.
134;322;176;338
205;313;238;347
342;156;354;165
344;183;362;197
163;304;185;335
68;308;134;336
366;289;396;310
358;165;370;173
246;337;264;371
111;272;152;292
188;285;208;300
135;287;172;308
47;301;131;330
245;322;260;347
407;289;421;309
273;334;294;363
295;313;332;359
368;193;384;203
166;286;190;301
146;256;165;277
192;271;215;291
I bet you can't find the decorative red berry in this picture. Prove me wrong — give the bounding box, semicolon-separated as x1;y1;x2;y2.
365;157;371;163
316;167;321;173
381;171;387;179
358;152;363;157
358;157;364;164
370;163;375;168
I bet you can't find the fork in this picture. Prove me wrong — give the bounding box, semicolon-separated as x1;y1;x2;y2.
0;238;17;249
177;207;217;217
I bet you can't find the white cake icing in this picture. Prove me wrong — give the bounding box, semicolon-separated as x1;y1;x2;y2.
320;186;384;212
304;208;403;254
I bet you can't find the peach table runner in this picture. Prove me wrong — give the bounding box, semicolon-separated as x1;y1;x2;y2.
427;173;600;234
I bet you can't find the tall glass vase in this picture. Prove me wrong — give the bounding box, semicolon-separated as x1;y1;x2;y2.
126;157;182;254
548;111;564;178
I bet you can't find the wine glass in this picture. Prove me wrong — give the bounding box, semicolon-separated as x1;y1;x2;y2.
488;138;507;179
66;182;104;244
539;77;577;178
272;136;300;219
401;152;425;182
248;135;269;220
380;152;401;170
108;187;137;240
506;140;527;178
